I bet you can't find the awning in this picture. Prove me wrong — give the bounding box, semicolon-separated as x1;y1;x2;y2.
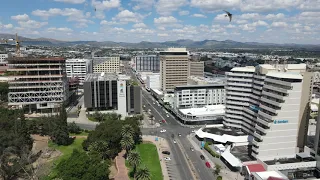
221;151;242;167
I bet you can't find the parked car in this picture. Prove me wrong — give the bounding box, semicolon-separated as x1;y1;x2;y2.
164;157;171;161
191;130;196;133
205;161;211;168
200;155;205;160
162;151;170;155
162;119;166;123
178;133;182;137
173;140;177;144
190;147;194;151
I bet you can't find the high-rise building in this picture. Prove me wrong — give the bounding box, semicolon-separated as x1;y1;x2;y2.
83;73;142;117
66;59;92;84
224;64;313;160
160;48;189;93
134;55;159;72
146;73;160;90
92;57;120;73
188;61;204;77
7;57;68;114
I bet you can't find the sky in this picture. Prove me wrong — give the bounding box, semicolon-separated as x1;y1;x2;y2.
0;0;319;44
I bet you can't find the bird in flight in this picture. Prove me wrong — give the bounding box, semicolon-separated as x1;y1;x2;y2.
223;10;232;22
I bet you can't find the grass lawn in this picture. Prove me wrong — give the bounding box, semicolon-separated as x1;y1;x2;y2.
69;131;89;136
126;143;163;180
46;138;86;179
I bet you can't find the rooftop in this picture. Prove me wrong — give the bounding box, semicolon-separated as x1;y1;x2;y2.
252;171;288;180
231;66;256;73
246;164;266;174
266;72;303;79
175;84;225;91
179;105;225;117
188;76;226;85
84;73;130;82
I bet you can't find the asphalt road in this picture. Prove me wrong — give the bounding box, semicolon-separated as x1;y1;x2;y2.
124;62;216;180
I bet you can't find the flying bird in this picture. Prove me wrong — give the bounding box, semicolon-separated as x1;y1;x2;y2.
94;8;96;11
223;10;232;22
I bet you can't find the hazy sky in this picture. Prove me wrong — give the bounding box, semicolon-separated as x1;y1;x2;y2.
0;0;319;44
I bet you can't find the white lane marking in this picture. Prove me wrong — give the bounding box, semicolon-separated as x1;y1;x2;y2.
142;93;168;124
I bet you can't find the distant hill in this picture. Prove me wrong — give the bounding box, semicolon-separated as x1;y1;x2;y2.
0;33;319;49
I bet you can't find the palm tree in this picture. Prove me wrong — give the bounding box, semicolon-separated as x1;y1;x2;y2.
136;166;151;180
128;151;141;179
121;124;134;138
88;141;110;160
120;135;134;155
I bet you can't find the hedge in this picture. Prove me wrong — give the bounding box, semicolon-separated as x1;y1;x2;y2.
204;142;220;158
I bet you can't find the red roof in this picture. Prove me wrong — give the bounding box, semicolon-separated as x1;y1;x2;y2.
246;164;265;174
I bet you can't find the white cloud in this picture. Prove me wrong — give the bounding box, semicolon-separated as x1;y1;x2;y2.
252;20;268;27
113;10;144;23
3;24;13;29
265;13;285;20
92;0;121;11
155;0;187;16
47;27;73;32
271;21;288;28
190;0;240;13
298;0;320;11
214;14;229;21
239;13;261;20
32;8;93;27
239;24;256;32
235;19;248;24
154;16;179;26
179;11;189;16
225;24;236;28
157;33;169;37
133;23;147;28
132;0;155;10
11;14;30;21
240;0;302;12
18;20;48;29
54;0;85;4
129;28;154;34
100;20;119;25
191;14;207;18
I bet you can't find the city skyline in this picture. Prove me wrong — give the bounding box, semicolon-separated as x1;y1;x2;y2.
0;0;319;44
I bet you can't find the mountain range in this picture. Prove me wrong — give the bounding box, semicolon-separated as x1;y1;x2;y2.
0;33;319;49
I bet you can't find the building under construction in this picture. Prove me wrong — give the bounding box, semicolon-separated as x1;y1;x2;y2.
7;57;69;114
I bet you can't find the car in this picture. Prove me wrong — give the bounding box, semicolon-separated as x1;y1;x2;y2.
162;119;166;123
191;130;196;133
162;151;170;155
190;147;194;151
205;161;211;168
160;129;166;133
200;155;205;160
164;157;171;161
166;114;169;118
153;102;155;104
178;133;182;137
173;140;177;144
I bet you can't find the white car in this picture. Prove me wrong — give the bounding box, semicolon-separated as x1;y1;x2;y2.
191;130;196;133
166;114;169;118
173;140;176;144
164;157;171;161
160;129;166;133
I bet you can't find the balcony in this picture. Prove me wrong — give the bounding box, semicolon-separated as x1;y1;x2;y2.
227;105;244;111
264;84;288;94
264;78;292;87
259;104;278;114
227;96;249;101
227;100;249;106
253;85;263;90
228;77;253;82
225;114;243;120
252;138;259;146
226;109;243;115
226;86;252;92
226;72;254;77
260;97;282;108
252;146;259;153
261;91;284;101
258;110;273;120
253;132;263;140
227;91;251;97
255;124;267;134
227;82;252;87
256;116;272;127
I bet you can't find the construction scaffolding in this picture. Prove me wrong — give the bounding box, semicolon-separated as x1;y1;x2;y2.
7;57;69;114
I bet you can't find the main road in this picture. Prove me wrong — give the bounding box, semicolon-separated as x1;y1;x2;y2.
124;61;216;180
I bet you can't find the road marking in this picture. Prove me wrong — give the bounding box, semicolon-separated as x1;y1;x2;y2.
142;93;168;125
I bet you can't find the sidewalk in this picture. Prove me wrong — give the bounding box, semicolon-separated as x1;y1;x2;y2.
114;150;130;180
142;135;170;180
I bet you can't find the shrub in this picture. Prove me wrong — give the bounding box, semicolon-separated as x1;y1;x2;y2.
204;142;220;158
216;176;222;180
68;122;82;134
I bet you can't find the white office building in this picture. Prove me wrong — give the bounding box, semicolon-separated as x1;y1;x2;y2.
0;54;9;65
146;73;160;90
66;59;92;84
224;64;313;160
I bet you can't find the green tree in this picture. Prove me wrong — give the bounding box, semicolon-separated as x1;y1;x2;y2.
92;111;104;122
128;151;141;179
121;124;134;137
55;149;110;180
0;82;8;102
135;166;151;180
50;105;71;145
120;135;134;155
88;141;110;160
213;164;221;177
68;122;81;134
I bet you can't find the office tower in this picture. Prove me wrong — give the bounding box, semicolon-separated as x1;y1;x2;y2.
134;55;160;72
66;59;92;85
160;48;189;93
224;64;313;160
7;57;68;114
188;61;204;77
83;73;142;117
146;73;160;90
92;57;120;73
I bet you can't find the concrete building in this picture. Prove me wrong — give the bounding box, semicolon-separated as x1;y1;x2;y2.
146;73;160;90
188;61;204;77
66;59;92;84
160;48;189;93
134;55;159;72
224;64;313;160
7;57;68;114
92;57;120;73
173;84;225;109
83;73;142;117
187;76;226;85
0;53;9;65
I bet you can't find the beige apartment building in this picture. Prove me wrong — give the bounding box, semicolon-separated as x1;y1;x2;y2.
160;48;189;92
92;57;120;73
188;61;204;77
